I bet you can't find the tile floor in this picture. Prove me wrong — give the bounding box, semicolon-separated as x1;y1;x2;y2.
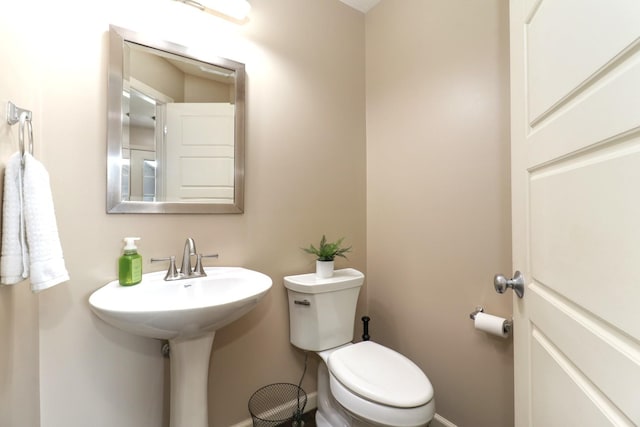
300;409;316;426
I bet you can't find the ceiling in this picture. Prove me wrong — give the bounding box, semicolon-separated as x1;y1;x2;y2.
339;0;381;13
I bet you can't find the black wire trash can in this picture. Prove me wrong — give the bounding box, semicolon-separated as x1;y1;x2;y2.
248;383;308;427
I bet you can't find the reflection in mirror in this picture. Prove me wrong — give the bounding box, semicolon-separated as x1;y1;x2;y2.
107;25;245;213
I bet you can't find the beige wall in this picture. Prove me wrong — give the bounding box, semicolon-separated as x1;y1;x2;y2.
0;4;42;426
1;0;365;426
0;0;513;426
366;1;513;426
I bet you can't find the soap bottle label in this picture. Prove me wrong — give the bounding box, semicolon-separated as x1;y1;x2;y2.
131;256;142;282
119;252;142;286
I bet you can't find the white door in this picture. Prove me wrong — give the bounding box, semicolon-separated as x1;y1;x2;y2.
164;102;235;202
510;1;640;426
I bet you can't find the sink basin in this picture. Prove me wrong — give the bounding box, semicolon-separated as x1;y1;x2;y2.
90;266;272;427
89;266;273;340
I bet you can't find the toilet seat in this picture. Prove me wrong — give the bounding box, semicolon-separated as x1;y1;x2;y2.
329;373;435;427
327;341;435;426
328;341;433;407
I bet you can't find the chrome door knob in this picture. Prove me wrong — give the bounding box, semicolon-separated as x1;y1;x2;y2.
494;271;525;298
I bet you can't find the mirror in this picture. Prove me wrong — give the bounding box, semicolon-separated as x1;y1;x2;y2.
107;25;245;214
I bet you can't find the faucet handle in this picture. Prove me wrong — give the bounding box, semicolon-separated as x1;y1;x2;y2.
151;256;180;281
194;254;219;276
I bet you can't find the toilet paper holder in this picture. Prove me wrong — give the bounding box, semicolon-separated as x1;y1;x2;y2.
469;306;512;335
469;306;484;320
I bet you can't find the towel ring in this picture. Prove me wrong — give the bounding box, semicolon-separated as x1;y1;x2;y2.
6;101;34;164
18;112;34;164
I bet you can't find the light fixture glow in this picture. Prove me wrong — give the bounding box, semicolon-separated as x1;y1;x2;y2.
173;0;251;22
201;0;251;20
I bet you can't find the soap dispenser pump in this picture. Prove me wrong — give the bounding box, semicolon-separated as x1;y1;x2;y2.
119;237;142;286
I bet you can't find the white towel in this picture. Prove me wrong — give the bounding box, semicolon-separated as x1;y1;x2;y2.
22;153;69;292
1;152;28;284
0;152;69;292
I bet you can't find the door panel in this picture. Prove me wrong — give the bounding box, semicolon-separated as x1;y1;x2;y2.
526;0;640;124
526;53;640;168
510;0;640;425
531;332;631;426
529;146;640;338
529;286;640;424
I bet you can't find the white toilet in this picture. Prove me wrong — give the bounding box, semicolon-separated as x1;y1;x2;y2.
284;268;435;427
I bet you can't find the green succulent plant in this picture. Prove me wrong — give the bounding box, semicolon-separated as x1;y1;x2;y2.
302;235;352;261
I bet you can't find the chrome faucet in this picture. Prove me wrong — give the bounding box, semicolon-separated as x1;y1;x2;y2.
180;237;197;276
151;238;219;281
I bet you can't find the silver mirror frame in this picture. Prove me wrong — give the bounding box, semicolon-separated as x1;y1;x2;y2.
107;25;245;214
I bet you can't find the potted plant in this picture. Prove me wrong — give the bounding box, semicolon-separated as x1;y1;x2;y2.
302;235;352;278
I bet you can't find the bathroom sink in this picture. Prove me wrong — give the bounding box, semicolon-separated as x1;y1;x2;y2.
90;262;273;427
89;267;273;340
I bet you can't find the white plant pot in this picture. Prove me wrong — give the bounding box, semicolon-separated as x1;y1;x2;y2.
316;260;334;278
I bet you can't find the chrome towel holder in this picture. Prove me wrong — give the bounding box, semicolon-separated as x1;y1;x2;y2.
6;101;34;164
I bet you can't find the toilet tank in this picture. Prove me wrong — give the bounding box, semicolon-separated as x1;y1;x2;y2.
284;268;364;351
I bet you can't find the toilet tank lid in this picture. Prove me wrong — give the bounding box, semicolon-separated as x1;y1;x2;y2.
328;341;434;408
284;268;364;294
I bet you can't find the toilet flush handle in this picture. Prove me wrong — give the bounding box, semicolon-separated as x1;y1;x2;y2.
294;299;310;306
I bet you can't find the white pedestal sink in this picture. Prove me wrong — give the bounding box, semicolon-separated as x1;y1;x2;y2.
89;267;272;427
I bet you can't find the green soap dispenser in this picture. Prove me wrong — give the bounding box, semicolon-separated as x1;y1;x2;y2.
119;237;142;286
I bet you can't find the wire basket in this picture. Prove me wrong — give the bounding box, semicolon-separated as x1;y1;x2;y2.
248;383;307;427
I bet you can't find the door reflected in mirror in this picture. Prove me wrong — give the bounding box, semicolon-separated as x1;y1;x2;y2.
107;25;245;214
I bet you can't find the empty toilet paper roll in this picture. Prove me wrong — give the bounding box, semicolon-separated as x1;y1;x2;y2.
474;312;509;338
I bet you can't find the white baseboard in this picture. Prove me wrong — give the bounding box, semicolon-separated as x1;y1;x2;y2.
431;413;458;427
230;392;458;427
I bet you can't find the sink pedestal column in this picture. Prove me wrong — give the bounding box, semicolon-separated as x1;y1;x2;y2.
169;332;216;427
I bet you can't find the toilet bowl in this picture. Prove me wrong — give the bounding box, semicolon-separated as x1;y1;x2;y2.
322;341;435;426
284;269;435;427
